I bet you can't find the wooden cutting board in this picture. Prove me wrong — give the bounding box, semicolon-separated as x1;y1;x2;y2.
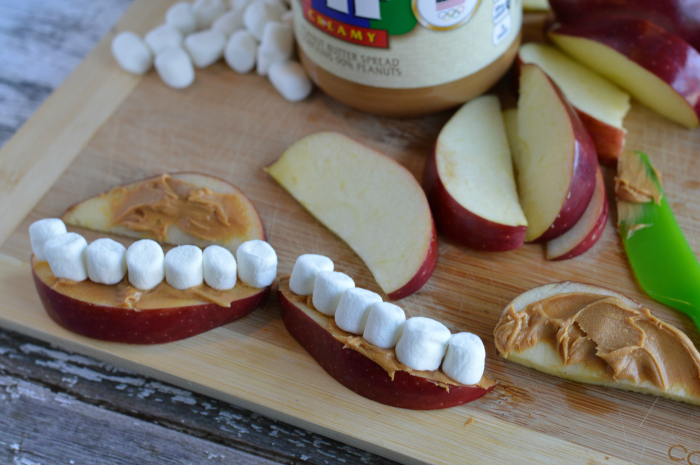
1;1;699;463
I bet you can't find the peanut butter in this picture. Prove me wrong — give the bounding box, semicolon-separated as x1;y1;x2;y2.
494;292;700;396
615;150;662;205
33;258;260;310
110;174;252;242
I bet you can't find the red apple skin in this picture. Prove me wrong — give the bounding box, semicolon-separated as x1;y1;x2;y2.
278;285;496;410
548;19;700;127
423;148;526;252
386;222;438;300
575;111;625;166
548;0;700;52
33;262;268;344
521;65;599;244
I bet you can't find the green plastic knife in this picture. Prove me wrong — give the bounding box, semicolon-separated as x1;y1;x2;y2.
616;150;700;333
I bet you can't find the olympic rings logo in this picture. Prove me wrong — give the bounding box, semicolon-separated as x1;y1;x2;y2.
438;6;465;20
668;445;700;464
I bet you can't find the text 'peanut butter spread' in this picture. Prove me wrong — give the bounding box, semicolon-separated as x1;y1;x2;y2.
494;292;700;396
110;174;252;243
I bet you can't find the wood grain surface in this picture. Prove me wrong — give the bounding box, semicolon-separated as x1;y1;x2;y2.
0;0;699;463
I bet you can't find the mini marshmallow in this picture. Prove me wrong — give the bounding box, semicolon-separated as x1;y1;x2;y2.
362;302;405;349
126;239;164;290
203;245;237;290
244;1;283;41
212;9;245;37
281;9;293;26
29;218;67;261
334;288;383;335
269;61;313;102
312;271;355;316
256;22;293;76
442;333;486;385
145;24;183;54
230;0;255;11
224;30;258;73
236;240;277;288
154;47;195;88
193;0;228;30
289;254;333;295
395;317;451;372
185;29;227;68
86;238;127;285
263;0;288;19
111;31;153;75
165;245;204;290
44;233;88;282
166;1;198;35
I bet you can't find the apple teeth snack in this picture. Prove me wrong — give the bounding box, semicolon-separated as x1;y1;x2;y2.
494;282;700;406
266;132;438;300
29;217;272;344
278;253;496;410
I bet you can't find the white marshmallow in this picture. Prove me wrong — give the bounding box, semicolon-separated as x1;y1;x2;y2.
126;239;165;290
334;288;383;334
145;24;183;54
193;0;228;30
269;61;313;102
185;29;227;68
395;317;451;372
312;271;354;316
263;0;288;19
86;238;127;285
289;254;333;295
281;9;293;26
442;333;486;385
165;245;204;290
44;233;88;282
244;1;282;41
166;1;198;35
203;245;237;290
363;302;405;349
224;30;258;73
111;31;153;75
236;240;277;287
231;0;255;11
256;22;293;75
212;9;245;37
29;218;67;261
155;47;195;89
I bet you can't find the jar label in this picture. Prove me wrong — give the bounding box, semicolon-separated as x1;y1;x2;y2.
293;0;522;89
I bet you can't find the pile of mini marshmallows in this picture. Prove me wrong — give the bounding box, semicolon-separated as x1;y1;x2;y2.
111;0;312;102
289;254;486;385
29;218;276;291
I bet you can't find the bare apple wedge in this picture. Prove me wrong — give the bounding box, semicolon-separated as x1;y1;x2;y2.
278;278;496;409
62;173;266;253
266;132;437;300
494;282;700;406
32;256;268;344
424;95;527;251
518;43;630;165
516;64;598;243
549;18;700;129
546;166;608;260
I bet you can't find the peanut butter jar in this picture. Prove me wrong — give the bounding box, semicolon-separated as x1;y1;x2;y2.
292;0;522;117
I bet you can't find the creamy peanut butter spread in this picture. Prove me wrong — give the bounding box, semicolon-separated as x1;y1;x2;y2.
33;258;260;310
110;174;252;242
283;283;494;390
615;151;662;205
494;293;700;395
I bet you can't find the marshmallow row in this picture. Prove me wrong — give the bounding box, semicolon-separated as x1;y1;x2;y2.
288;254;486;385
29;219;275;293
111;0;313;101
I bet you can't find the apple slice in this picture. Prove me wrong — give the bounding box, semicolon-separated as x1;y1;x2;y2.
546;165;608;260
62;172;266;252
278;278;496;409
424;95;527;251
548;18;700;129
494;282;700;406
515;64;598;243
518;43;630;165
548;0;700;52
32;256;268;344
266;132;437;300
